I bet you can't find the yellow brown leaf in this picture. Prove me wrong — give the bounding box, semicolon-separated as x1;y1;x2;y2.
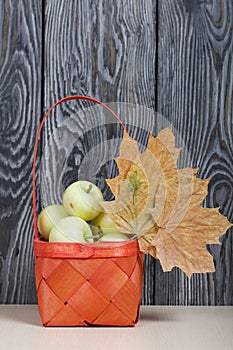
103;128;232;277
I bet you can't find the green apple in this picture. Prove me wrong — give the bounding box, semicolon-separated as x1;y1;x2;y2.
98;233;129;242
37;204;69;240
92;212;121;236
49;216;93;243
63;180;103;221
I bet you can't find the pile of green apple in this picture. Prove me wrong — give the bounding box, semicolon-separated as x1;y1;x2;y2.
37;180;129;243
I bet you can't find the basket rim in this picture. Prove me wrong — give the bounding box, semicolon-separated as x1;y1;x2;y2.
34;238;140;259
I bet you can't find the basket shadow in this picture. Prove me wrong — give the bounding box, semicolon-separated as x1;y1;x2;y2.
139;306;177;323
0;305;41;327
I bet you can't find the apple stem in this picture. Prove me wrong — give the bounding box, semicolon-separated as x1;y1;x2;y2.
85;233;100;242
85;184;92;194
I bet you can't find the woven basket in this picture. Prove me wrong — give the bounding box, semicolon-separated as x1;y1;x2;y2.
32;96;144;326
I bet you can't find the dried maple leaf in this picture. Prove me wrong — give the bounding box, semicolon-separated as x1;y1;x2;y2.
103;154;156;236
103;128;232;277
151;167;232;277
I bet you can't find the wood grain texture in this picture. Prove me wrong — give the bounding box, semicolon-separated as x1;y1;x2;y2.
44;0;156;106
42;0;157;305
156;0;233;305
0;0;41;303
1;0;232;306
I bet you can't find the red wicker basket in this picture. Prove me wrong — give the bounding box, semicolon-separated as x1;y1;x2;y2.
32;96;144;326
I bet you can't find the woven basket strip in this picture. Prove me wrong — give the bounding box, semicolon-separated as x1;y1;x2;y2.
111;255;138;276
68;281;109;323
35;262;43;290
47;303;84;327
45;260;86;303
88;259;129;300
37;279;65;325
93;302;133;326
36;257;63;279
130;256;144;300
68;258;106;278
35;252;143;326
111;278;139;321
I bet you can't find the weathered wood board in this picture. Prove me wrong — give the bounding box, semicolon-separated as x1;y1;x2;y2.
156;0;233;305
0;0;42;303
0;0;232;305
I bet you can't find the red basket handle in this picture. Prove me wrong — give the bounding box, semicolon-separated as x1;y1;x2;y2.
32;95;127;240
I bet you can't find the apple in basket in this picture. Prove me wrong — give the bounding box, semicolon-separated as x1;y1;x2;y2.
63;180;103;221
92;212;129;241
37;204;69;240
92;212;121;235
49;216;94;243
98;233;129;242
37;180;130;243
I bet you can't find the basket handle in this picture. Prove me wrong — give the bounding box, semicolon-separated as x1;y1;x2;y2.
32;95;127;240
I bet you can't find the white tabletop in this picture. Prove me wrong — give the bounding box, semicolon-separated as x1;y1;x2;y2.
0;305;232;350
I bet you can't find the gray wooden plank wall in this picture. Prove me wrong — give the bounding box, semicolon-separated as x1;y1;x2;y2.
0;0;232;305
0;0;42;303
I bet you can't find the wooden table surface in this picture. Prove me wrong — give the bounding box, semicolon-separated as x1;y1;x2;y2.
0;305;232;350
